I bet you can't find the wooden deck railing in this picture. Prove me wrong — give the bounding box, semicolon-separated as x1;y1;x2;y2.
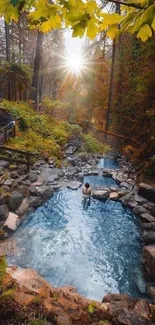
0;146;38;171
0;123;16;145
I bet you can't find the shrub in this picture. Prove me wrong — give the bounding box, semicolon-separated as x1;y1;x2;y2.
83;133;106;153
0;255;7;287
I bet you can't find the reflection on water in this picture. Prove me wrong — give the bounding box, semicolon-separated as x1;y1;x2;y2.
9;175;144;301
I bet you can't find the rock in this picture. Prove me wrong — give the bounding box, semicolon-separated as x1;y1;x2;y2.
144;202;155;217
10;171;19;179
29;172;38;182
19;185;30;198
135;269;146;294
29;196;43;208
67;181;82;190
139;183;155;203
0;193;10;205
143;231;155;244
29;186;39;196
4;179;13;186
109;192;119;200
8;191;24;211
133;205;148;215
110;187;118;192
75;172;84;182
141;222;155;230
0;238;17;256
3;212;20;231
116;172;126;183
140;213;155;223
92;190;109;200
120;181;133;190
0;160;10;168
48;174;59;183
147;284;155;301
102;293;135;303
0;204;9;220
23;180;31;187
67;156;78;166
134;193;147;205
39;186;54;201
18;165;28;175
143;245;155;280
16;198;29;217
120;192;134;205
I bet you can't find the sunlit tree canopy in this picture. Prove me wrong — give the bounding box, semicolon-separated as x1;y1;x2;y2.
0;0;155;41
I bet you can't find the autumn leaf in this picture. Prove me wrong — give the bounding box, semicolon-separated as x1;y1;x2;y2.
137;23;152;41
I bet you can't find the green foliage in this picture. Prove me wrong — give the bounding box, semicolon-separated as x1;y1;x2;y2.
0;0;155;41
0;62;32;101
0;289;14;300
30;320;47;325
0;255;7;287
83;133;108;153
87;302;97;313
33;296;41;306
0;100;80;158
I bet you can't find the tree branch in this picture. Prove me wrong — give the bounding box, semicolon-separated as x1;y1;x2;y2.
102;0;142;9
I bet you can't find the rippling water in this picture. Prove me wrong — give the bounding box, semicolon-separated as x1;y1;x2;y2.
10;175;144;301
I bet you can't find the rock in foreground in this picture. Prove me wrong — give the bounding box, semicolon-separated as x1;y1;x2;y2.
0;266;154;325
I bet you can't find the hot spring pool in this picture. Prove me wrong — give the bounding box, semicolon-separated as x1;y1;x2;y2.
9;175;144;301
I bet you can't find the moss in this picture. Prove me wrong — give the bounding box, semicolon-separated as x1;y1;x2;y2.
0;228;5;240
30;319;47;325
87;302;98;313
0;289;14;301
83;133;109;153
0;255;7;287
33;296;41;306
1;100;78;159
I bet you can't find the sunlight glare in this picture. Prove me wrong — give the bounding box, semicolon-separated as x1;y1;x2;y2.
65;53;85;74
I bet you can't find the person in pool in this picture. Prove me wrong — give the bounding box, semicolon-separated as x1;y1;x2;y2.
82;182;92;208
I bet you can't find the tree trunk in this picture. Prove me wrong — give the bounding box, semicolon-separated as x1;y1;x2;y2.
5;22;11;100
105;3;120;133
31;31;43;107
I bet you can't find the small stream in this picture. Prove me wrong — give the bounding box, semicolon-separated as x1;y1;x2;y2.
9;158;145;301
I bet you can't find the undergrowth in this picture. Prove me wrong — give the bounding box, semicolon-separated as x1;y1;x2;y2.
1;100;81;159
83;133;110;153
1;100;108;159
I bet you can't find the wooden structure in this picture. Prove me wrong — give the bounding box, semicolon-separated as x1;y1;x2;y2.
0;146;38;171
0;123;16;145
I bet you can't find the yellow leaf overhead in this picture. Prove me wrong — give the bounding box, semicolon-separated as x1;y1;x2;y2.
137;23;152;41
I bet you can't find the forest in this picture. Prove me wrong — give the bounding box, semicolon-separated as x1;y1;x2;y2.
0;1;155;325
0;0;154;175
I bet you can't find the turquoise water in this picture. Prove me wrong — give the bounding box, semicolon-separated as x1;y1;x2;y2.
10;175;144;301
97;157;119;169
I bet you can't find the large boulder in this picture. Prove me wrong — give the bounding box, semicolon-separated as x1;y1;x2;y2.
16;198;29;217
109;192;119;200
67;181;82;190
39;186;54;201
3;212;20;231
140;213;155;223
8;191;24;211
133;205;148;215
143;245;155;280
139;183;155;202
92;190;109;200
28;172;38;182
143;231;155;245
0;204;9;220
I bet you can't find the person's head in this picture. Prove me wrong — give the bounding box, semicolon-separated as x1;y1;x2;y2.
85;183;90;189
